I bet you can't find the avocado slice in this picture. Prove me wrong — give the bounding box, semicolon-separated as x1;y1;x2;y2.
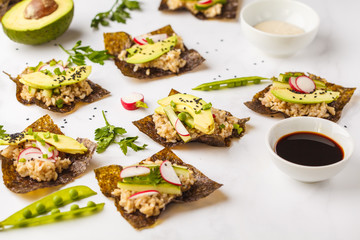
163;106;192;143
1;0;74;45
19;65;92;90
158;93;215;134
271;88;340;104
0;132;87;154
195;0;227;10
117;182;181;195
126;35;178;64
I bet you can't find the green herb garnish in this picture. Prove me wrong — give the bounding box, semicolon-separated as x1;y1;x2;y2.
219;124;225;129
202;102;212;110
59;40;113;66
170;100;176;109
53;134;59;142
123;167;164;185
55;99;64;108
135;101;148;109
54;67;61;76
49;60;57;66
233;124;243;135
0;125;7;138
41;69;53;76
117;136;147;155
195;109;201;114
146;37;154;44
94;111;147;155
91;0;140;29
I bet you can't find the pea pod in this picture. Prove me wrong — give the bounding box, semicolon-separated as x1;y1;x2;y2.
192;76;269;91
0;185;96;227
2;203;105;229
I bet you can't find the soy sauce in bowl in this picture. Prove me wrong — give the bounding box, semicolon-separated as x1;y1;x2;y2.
275;131;344;166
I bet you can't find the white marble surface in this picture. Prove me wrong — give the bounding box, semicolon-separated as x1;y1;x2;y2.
0;0;359;239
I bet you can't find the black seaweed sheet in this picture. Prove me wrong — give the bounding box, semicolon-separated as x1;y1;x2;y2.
94;148;222;229
244;73;356;122
133;89;249;147
104;25;205;79
159;0;239;20
0;115;97;193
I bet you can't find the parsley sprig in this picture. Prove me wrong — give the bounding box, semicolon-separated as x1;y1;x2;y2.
0;125;8;138
59;40;113;66
91;0;140;29
122;167;164;185
94;111;147;155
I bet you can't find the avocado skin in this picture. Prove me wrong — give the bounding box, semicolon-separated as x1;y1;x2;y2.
2;7;74;45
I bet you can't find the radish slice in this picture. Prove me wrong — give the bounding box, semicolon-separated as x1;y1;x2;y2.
121;93;147;110
17;147;42;162
35;141;54;159
289;76;303;93
133;34;168;45
160;161;181;186
174;118;190;137
295;76;316;93
133;35;147;45
38;63;65;73
129;190;160;200
197;0;212;4
120;166;151;178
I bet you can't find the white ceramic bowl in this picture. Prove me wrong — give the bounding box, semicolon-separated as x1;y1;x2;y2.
266;117;354;182
240;0;320;57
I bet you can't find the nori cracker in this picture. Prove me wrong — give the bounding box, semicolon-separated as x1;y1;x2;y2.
0;115;97;193
159;0;239;20
244;73;356;122
94;148;222;229
104;25;205;79
133;89;249;147
4;68;110;113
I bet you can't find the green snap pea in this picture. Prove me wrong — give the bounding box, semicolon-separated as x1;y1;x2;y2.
4;203;104;229
192;76;269;91
87;201;96;207
177;112;187;121
0;186;96;227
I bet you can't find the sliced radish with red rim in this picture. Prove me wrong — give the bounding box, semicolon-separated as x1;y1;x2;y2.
17;147;42;162
289;76;303;93
38;63;65;73
129;190;160;200
295;76;316;93
175;119;190;137
160;161;181;186
121;93;147;110
197;0;212;4
120;166;151;178
35;141;54;159
133;34;168;45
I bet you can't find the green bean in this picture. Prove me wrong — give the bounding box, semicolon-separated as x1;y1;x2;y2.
3;203;105;229
192;76;269;91
0;185;96;227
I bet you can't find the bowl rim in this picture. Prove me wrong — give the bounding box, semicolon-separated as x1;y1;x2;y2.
265;117;354;170
240;0;320;38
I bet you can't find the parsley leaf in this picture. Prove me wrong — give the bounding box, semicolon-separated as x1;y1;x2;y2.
94;111;146;155
116;136;147;155
59;40;113;66
0;125;7;138
91;0;140;29
122;167;164;185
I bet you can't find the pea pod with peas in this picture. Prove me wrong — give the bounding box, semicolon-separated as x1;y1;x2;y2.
192;76;269;91
0;185;104;230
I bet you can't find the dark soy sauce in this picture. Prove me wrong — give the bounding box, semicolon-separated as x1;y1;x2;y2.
275;131;344;166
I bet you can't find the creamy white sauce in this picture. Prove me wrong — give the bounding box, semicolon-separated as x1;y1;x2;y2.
254;20;305;35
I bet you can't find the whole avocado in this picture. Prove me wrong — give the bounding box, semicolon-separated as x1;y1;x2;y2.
1;0;74;45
